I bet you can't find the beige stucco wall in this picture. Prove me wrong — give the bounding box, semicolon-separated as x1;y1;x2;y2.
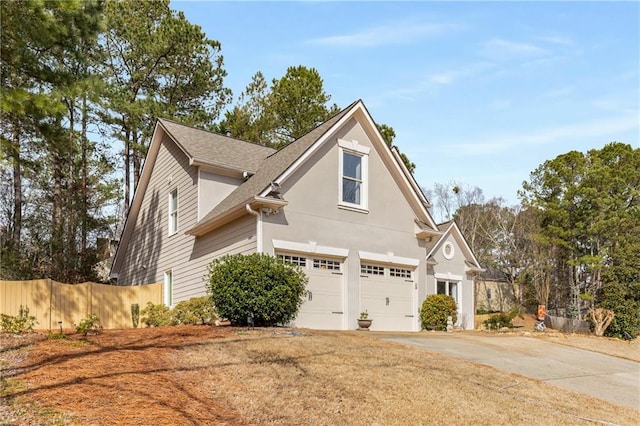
427;233;475;329
262;118;427;330
117;134;256;303
198;171;243;220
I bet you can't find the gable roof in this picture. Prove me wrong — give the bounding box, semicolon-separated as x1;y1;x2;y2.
111;99;444;276
187;101;359;235
158;118;275;172
426;220;484;273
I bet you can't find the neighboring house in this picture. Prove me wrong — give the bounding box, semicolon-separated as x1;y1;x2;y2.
475;267;520;313
110;100;483;331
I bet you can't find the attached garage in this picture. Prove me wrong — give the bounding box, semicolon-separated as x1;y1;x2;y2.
359;252;419;331
277;253;345;330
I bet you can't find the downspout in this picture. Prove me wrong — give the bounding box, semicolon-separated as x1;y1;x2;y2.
245;204;263;253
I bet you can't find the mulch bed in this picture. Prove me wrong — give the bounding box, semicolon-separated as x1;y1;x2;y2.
1;326;245;425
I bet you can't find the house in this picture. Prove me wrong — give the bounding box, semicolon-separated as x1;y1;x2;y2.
475;266;521;313
110;100;483;331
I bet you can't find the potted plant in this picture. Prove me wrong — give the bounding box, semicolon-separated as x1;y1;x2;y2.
357;310;372;330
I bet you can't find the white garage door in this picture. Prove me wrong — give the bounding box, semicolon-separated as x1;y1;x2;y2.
360;264;416;331
278;254;344;330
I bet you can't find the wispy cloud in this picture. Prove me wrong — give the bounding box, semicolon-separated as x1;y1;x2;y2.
447;115;639;156
368;61;494;105
480;38;548;61
533;35;574;46
306;21;461;48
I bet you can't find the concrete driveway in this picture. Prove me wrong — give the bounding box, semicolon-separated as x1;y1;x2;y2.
377;332;640;410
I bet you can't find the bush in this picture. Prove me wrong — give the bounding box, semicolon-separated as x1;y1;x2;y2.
597;282;640;339
483;311;516;330
171;297;217;325
1;305;38;333
420;294;457;331
140;302;172;327
206;253;308;326
476;308;501;315
131;303;140;328
75;314;103;336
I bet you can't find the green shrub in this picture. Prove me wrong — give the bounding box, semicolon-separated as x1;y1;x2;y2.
483;311;516;330
1;305;38;333
171;297;217;325
420;294;457;331
597;282;640;339
476;308;501;315
206;253;308;326
140;302;172;327
75;314;103;336
131;303;140;328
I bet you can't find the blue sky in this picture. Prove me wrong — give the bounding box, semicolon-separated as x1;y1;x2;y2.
176;1;639;205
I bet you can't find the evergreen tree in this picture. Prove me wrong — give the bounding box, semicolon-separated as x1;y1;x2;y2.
100;0;231;216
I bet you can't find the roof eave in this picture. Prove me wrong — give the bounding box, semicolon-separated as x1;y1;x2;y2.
186;196;288;237
190;157;255;175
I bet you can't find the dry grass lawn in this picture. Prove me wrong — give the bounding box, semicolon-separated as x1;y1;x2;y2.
1;326;638;425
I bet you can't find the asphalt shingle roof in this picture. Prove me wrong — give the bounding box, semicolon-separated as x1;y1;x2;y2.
191;100;360;231
158;118;276;172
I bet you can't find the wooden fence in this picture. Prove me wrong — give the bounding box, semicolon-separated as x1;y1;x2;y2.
0;279;163;330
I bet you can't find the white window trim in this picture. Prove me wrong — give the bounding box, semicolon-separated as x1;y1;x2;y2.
338;139;369;212
164;270;173;307
442;241;455;260
168;189;178;236
272;239;349;258
434;272;463;281
359;250;419;267
436;278;461;325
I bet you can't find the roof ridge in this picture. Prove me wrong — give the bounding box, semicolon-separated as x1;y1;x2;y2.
187;100;362;235
264;99;361;160
157;117;276;152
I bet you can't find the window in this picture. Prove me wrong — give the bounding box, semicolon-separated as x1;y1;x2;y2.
442;241;455;260
338;140;369;210
437;280;459;304
313;258;341;271
277;254;307;268
164;270;173;307
361;264;384;276
390;267;412;279
168;189;178;235
342;152;362;204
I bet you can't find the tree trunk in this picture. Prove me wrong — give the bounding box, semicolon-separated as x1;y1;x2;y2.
11;120;22;245
132;128;141;194
124;123;131;218
81;94;88;251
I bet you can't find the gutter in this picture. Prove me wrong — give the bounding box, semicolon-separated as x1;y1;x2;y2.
245;203;263;253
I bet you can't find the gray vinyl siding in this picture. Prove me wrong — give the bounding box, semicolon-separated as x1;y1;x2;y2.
172;215;256;302
117;133;256;302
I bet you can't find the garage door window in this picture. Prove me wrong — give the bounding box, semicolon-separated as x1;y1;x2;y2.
390;267;412;279
278;254;307;268
313;258;341;271
361;264;384;276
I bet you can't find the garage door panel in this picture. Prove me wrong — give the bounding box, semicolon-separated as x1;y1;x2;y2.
294;271;343;330
361;276;415;331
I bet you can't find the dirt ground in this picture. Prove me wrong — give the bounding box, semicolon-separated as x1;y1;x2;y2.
1;325;638;425
1;327;243;425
